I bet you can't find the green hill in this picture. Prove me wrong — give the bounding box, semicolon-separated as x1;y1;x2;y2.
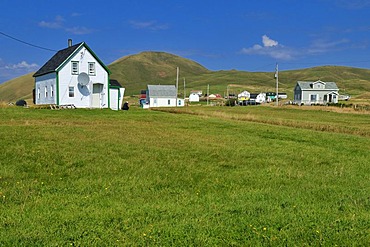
1;51;370;103
0;72;34;103
109;51;209;95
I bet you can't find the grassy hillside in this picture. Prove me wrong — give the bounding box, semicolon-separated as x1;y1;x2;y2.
1;106;369;245
109;51;209;95
0;72;34;103
1;51;370;102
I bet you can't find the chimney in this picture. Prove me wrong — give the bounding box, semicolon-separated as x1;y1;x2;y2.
68;39;72;47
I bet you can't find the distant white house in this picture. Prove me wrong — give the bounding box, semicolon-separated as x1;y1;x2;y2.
190;90;203;96
189;93;200;102
238;91;250;101
33;40;125;110
278;92;287;99
146;85;184;107
294;80;339;105
250;93;266;104
208;94;217;99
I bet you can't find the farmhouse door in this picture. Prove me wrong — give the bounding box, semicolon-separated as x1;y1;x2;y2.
92;83;103;108
328;94;333;103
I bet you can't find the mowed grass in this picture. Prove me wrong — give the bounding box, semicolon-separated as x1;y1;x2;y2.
0;106;369;246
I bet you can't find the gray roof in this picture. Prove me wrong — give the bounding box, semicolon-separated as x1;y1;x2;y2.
297;80;339;90
33;43;83;77
33;42;110;77
147;85;177;97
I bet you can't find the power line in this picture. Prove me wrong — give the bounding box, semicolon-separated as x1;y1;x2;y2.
0;31;57;52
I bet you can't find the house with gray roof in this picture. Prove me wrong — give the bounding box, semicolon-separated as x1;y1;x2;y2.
33;40;124;110
146;85;184;107
294;80;339;105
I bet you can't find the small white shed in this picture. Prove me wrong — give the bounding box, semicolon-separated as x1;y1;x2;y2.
147;85;184;108
189;93;200;102
109;79;125;110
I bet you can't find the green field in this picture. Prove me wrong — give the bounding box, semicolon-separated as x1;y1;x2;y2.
0;106;369;246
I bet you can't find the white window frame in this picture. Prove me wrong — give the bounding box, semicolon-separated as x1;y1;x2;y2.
88;62;96;75
51;85;54;98
45;86;48;98
37;88;40;99
71;61;79;75
69;86;74;97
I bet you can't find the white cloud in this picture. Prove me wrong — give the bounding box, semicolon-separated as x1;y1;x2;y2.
307;38;350;54
334;0;370;9
262;35;278;47
241;35;295;60
38;15;65;29
71;12;83;17
0;59;39;83
4;61;39;70
39;15;94;35
129;20;169;31
65;26;94;35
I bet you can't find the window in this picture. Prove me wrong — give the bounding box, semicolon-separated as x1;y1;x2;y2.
71;61;79;74
168;99;171;105
310;94;317;102
51;85;54;98
45;86;48;98
178;100;182;106
69;86;74;97
88;62;95;75
37;88;40;99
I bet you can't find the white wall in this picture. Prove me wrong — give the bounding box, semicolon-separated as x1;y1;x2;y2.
149;97;177;107
109;87;125;110
189;93;199;102
58;46;109;108
35;73;57;105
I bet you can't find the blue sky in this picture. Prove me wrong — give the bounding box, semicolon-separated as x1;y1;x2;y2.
1;0;370;83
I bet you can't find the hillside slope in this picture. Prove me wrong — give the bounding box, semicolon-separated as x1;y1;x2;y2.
0;72;34;103
1;51;370;103
109;51;209;95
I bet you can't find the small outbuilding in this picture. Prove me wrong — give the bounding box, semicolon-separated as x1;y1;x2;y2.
109;79;125;110
146;85;184;107
189;93;200;102
238;90;250;105
249;93;266;104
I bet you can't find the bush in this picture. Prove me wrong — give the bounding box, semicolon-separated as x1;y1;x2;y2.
15;99;27;107
225;99;236;106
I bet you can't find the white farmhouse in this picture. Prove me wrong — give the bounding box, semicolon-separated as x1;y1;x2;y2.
294;80;339;105
33;40;124;110
147;85;184;107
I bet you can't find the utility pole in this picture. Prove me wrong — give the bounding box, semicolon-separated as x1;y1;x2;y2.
207;84;209;106
275;63;279;106
176;67;179;107
183;77;186;106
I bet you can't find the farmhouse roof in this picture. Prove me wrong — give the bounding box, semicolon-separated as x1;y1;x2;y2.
147;85;177;97
33;42;110;77
297;80;338;90
109;79;122;88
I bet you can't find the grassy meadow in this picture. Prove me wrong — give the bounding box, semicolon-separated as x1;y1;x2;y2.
0;105;369;246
